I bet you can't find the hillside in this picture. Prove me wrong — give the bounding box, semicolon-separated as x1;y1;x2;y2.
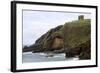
60;19;91;49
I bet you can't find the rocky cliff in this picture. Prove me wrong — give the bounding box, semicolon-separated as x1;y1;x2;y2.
23;16;91;60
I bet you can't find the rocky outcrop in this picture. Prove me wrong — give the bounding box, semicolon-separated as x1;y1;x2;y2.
35;25;63;44
23;25;63;52
65;39;91;59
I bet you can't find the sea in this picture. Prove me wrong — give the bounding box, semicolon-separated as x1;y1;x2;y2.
22;52;79;63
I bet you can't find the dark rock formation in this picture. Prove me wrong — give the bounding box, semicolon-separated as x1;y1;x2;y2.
65;39;91;59
34;25;63;51
35;25;63;44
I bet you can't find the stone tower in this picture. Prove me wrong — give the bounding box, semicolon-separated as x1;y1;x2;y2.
78;15;84;20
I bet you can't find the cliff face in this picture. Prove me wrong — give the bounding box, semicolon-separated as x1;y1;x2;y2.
23;18;91;60
23;25;63;52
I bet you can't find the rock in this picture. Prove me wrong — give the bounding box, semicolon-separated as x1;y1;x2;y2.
34;25;63;51
79;39;91;59
65;39;91;59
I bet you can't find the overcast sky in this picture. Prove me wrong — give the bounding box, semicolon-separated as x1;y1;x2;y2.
23;10;91;46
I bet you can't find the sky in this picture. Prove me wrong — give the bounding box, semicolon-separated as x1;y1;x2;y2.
23;10;91;46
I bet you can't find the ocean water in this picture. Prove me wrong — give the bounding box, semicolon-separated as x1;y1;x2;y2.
22;52;79;63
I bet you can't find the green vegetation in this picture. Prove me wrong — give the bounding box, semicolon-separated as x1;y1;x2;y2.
60;19;91;49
